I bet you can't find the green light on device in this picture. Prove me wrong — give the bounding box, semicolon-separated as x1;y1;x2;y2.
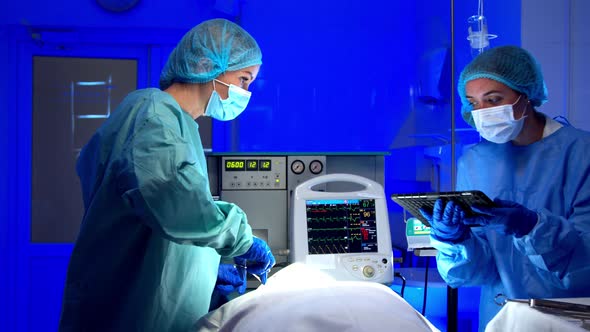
406;217;431;236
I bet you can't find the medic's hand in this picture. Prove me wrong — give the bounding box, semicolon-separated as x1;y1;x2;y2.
215;263;246;296
234;237;276;284
419;199;470;243
466;198;538;238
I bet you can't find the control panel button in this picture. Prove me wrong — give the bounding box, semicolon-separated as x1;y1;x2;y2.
362;265;375;278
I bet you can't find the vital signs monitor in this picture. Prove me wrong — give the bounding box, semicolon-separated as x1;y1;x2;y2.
289;174;393;284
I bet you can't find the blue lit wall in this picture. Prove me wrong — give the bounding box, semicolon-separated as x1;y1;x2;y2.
0;0;521;331
0;23;12;332
0;0;212;29
213;1;417;152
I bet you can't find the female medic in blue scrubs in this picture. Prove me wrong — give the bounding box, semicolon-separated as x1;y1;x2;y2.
58;19;275;332
420;46;590;331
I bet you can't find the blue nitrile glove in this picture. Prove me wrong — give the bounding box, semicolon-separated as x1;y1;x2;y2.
419;199;470;243
234;237;276;284
234;261;248;294
465;198;538;238
214;263;246;296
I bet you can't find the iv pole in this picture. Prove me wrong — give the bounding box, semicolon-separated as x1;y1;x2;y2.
448;0;459;330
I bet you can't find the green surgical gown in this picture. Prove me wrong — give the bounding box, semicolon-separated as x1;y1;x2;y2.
58;88;253;332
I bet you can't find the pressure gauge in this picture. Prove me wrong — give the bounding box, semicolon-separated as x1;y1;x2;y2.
309;160;324;174
290;160;305;174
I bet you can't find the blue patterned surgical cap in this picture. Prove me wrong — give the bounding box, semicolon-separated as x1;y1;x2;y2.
159;18;262;90
458;45;548;127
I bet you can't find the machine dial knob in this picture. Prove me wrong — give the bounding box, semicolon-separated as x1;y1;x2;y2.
363;265;376;278
290;159;305;174
309;160;324;174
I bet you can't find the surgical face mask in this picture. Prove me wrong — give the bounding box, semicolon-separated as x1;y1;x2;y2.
471;96;526;144
204;79;251;121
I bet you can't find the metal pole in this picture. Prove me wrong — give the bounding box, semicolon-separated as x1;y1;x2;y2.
447;0;459;331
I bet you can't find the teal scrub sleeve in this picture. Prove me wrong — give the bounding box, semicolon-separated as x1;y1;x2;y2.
512;146;590;292
430;157;500;288
431;231;499;288
120;111;252;257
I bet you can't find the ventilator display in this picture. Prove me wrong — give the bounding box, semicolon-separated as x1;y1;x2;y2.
305;199;378;254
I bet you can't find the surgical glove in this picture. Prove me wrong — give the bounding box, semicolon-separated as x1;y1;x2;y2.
234;237;276;284
419;199;469;243
215;263;246;296
467;198;538;237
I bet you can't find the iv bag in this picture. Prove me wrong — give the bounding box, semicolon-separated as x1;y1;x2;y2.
467;15;497;56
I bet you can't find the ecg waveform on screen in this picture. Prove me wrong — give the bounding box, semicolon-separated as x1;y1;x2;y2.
306;199;378;254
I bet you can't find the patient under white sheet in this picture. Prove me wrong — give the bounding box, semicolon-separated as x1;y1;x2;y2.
193;263;440;332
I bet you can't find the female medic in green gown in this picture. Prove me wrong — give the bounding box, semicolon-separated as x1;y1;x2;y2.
58;18;275;332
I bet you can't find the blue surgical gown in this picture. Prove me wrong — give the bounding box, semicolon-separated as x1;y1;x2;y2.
58;88;253;332
431;124;590;331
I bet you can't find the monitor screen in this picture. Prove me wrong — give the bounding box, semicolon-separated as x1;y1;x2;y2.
305;199;378;255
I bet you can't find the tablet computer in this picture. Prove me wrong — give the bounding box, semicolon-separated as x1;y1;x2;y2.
390;190;494;227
